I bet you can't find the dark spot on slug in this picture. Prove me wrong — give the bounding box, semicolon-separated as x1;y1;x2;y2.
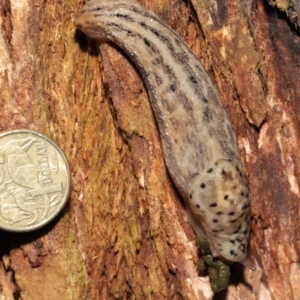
116;13;128;18
241;192;244;196
230;240;235;244
239;172;243;177
169;117;179;129
165;65;173;74
230;250;235;255
144;38;151;47
216;211;223;215
196;204;200;209
139;21;146;27
221;169;226;176
210;203;217;207
202;96;208;103
175;38;181;46
106;22;134;36
200;183;205;188
168;44;175;53
150;28;160;37
228;212;235;216
236;166;240;171
212;229;224;233
236;238;242;242
108;22;120;28
154;74;163;85
189;194;192;199
203;107;213;122
230;219;238;223
233;225;242;234
229;149;236;157
170;84;176;92
190;76;197;84
224;195;229;200
152;56;163;66
93;7;102;11
207;167;213;173
213;219;218;223
178;92;193;111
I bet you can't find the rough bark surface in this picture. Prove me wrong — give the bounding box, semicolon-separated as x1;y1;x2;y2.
0;0;299;299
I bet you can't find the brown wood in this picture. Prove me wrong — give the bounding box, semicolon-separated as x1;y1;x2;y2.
267;0;300;28
0;0;299;299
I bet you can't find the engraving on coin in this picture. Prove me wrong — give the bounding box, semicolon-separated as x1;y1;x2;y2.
0;130;70;232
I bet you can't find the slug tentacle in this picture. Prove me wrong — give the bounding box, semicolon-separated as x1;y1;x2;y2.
74;0;252;264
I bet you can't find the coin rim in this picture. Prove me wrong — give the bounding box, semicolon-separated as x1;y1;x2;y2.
0;129;71;232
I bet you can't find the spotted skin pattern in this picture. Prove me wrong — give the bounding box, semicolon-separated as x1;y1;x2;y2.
74;0;251;263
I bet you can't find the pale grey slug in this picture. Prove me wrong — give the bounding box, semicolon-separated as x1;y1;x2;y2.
74;0;253;267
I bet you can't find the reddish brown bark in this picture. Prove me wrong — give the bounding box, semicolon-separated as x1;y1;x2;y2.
0;0;299;299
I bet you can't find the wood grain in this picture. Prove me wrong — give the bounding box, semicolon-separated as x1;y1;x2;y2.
0;0;299;299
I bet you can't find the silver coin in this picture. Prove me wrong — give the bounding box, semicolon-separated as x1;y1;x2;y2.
0;129;70;232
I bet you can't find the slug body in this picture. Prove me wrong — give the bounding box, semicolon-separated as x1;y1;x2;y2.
74;0;251;263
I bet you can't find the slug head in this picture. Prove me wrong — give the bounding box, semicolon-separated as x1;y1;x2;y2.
189;158;251;262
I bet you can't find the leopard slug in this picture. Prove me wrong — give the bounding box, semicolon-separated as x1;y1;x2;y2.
74;0;253;266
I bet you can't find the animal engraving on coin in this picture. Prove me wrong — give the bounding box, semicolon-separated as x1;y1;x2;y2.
0;130;70;232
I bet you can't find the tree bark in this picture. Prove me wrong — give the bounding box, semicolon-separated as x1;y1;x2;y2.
0;0;299;299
